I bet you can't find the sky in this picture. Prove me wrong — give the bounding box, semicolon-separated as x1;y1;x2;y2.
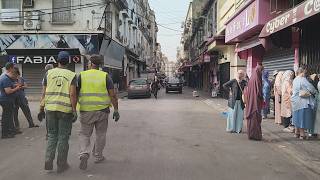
149;0;191;62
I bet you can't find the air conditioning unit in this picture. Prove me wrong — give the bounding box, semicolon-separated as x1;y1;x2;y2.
24;11;40;30
1;9;20;22
23;0;34;8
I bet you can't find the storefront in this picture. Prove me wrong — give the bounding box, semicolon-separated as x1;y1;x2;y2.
259;0;320;73
0;34;101;95
225;0;274;77
262;48;295;72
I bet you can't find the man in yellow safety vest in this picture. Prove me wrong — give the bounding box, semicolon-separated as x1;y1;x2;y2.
77;55;119;170
40;51;77;173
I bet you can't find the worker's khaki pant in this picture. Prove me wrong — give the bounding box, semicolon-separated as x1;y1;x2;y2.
79;110;109;160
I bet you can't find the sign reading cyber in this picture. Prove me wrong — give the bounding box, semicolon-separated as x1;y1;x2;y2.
9;55;81;64
260;0;320;37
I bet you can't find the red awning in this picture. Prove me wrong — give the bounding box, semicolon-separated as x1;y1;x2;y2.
260;0;320;38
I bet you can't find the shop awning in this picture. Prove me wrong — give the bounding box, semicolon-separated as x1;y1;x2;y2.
100;39;125;69
260;0;320;38
235;36;262;52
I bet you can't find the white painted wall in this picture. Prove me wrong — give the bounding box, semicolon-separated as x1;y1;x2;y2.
0;0;106;33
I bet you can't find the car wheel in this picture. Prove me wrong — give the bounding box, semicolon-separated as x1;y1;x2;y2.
166;89;169;93
179;90;182;94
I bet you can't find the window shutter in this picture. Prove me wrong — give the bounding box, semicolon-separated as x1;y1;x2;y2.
52;0;72;23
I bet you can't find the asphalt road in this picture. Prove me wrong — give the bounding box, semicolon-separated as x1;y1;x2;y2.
0;89;318;180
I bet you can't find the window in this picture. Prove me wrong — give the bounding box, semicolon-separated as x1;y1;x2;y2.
52;0;72;23
2;0;21;9
270;0;290;14
1;0;22;22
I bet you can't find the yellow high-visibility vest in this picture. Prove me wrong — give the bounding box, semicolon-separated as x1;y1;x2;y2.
45;68;76;113
79;69;111;111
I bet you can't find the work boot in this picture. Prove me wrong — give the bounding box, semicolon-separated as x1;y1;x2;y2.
94;156;105;164
79;154;89;170
44;160;53;170
1;134;15;139
29;124;39;128
15;129;23;134
57;163;70;173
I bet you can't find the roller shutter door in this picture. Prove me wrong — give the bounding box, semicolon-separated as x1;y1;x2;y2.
262;48;294;72
22;64;46;95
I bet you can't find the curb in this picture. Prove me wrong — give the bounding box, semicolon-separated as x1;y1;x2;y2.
198;94;320;178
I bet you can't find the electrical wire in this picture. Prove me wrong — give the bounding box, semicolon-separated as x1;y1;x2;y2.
0;1;183;33
0;2;106;15
0;3;106;20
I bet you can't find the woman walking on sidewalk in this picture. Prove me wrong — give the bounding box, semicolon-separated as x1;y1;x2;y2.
274;71;284;125
223;70;247;133
292;66;317;140
244;64;264;141
281;70;294;132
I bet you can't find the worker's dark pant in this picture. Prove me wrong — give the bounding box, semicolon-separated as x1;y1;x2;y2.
45;111;72;166
13;96;34;129
0;101;15;137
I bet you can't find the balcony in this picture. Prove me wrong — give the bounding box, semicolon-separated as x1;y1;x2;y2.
120;10;129;18
115;0;128;10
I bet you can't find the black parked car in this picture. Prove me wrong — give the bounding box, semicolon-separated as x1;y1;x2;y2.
166;77;183;93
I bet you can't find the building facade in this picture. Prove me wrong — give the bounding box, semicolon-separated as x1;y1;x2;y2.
0;0;159;95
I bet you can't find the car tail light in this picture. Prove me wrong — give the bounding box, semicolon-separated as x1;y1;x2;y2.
142;85;148;88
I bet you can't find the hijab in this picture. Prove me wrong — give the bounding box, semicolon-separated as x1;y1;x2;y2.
275;71;284;93
245;64;263;118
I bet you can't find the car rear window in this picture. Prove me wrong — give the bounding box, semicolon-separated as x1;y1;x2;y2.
130;79;147;85
168;78;180;83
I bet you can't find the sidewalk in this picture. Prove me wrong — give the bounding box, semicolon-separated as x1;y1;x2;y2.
185;87;320;176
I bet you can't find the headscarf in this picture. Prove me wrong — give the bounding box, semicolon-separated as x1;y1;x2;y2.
262;70;271;100
281;70;294;93
262;71;269;83
274;71;284;95
282;70;294;84
245;64;263;119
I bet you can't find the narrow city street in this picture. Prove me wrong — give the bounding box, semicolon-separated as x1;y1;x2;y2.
0;89;318;180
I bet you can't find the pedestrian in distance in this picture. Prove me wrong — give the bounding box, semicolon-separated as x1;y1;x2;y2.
152;76;160;99
274;71;284;125
0;62;23;139
280;70;295;133
262;70;271;119
243;63;264;141
223;70;247;133
40;51;77;173
12;67;38;132
291;66;317;140
77;55;120;170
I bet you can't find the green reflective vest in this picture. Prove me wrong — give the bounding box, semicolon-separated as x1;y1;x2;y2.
79;69;111;112
45;68;76;113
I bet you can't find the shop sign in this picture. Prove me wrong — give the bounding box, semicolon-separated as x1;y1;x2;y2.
0;34;99;55
9;55;81;64
225;1;258;43
260;0;320;37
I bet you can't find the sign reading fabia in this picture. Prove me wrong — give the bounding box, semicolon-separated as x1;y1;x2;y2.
10;56;57;64
9;55;81;64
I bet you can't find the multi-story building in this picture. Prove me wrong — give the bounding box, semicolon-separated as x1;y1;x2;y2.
0;0;158;95
179;0;220;94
